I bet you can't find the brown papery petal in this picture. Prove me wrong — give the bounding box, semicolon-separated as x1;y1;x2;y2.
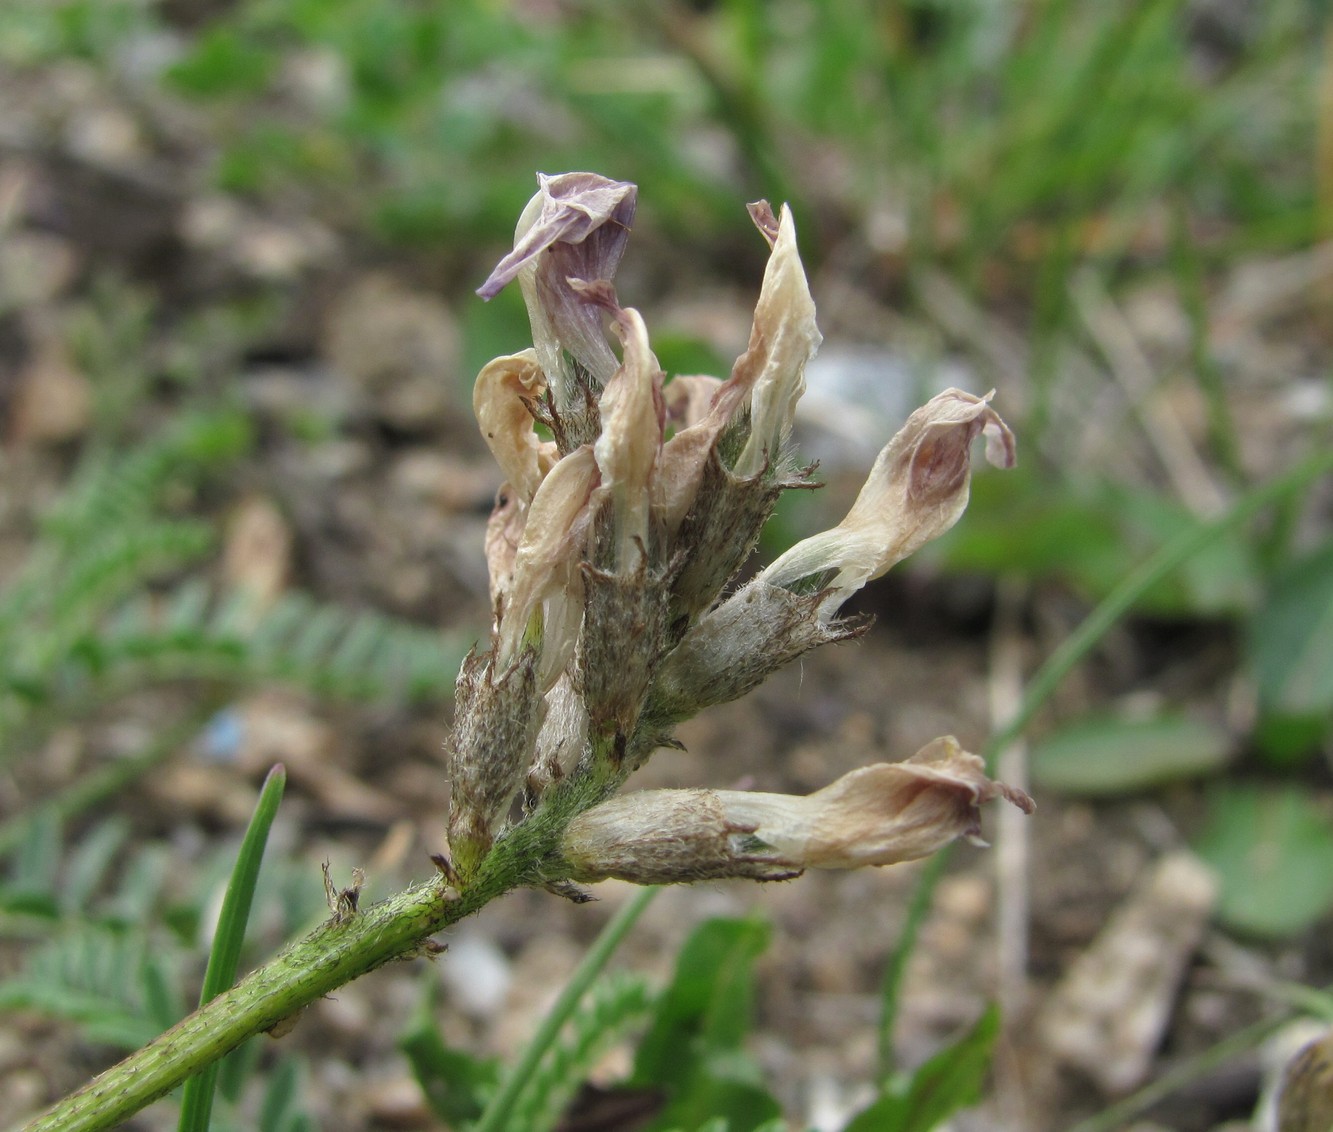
652;203;819;529
760;388;1014;620
720;737;1034;869
733;204;821;477
473;349;554;504
593;304;665;568
496;445;600;675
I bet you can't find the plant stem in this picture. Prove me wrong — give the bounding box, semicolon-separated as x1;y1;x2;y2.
27;450;1333;1132
19;832;542;1132
877;848;950;1080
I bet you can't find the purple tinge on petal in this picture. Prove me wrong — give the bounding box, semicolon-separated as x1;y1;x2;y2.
746;200;781;249
905;390;1015;506
477;173;637;300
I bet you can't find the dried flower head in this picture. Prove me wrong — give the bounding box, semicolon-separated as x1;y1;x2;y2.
561;738;1035;884
446;172;1028;885
760;387;1016;621
478;172;637;401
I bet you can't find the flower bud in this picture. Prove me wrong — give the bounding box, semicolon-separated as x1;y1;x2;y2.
447;649;542;880
560;736;1033;885
760;388;1015;621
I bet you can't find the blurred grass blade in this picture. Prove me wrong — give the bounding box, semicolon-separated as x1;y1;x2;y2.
878;849;950;1080
178;763;287;1132
851;1004;1000;1132
474;885;658;1132
1031;713;1232;796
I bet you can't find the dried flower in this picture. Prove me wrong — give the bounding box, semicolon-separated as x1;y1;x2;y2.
473;349;555;506
447;174;1025;888
561;737;1034;885
652;202;820;531
478;172;637;400
731;202;821;478
760;388;1015;621
588;290;665;571
495;444;599;688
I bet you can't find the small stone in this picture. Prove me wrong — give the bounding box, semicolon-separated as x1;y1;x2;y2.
222;495;293;610
63;105;145;169
362;1073;434;1128
0;231;80;305
180;195;337;279
437;931;512;1017
1040;851;1218;1094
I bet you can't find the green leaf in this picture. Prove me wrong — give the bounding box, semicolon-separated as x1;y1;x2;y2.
1194;784;1333;938
474;888;659;1132
633;917;770;1083
633;917;780;1132
140;950;181;1034
399;984;499;1123
647;1070;779;1132
179;764;287;1132
10;808;61;901
846;1004;1000;1132
937;472;1257;616
1031;714;1232;796
216;1037;262;1106
61;817;131;916
1248;538;1333;761
258;1057;302;1132
166;27;275;99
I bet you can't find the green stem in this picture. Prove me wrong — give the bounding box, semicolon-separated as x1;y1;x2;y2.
474;886;659;1132
18;823;554;1132
877;849;949;1080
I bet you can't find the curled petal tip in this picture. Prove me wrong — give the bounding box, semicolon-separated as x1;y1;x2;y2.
746;199;781;248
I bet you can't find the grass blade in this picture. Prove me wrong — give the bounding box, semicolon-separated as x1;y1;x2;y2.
473;885;659;1132
177;763;287;1132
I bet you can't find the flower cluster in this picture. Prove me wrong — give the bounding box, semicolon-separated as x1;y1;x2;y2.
447;172;1031;887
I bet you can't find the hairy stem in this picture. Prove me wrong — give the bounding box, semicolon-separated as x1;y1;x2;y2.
20;814;564;1132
